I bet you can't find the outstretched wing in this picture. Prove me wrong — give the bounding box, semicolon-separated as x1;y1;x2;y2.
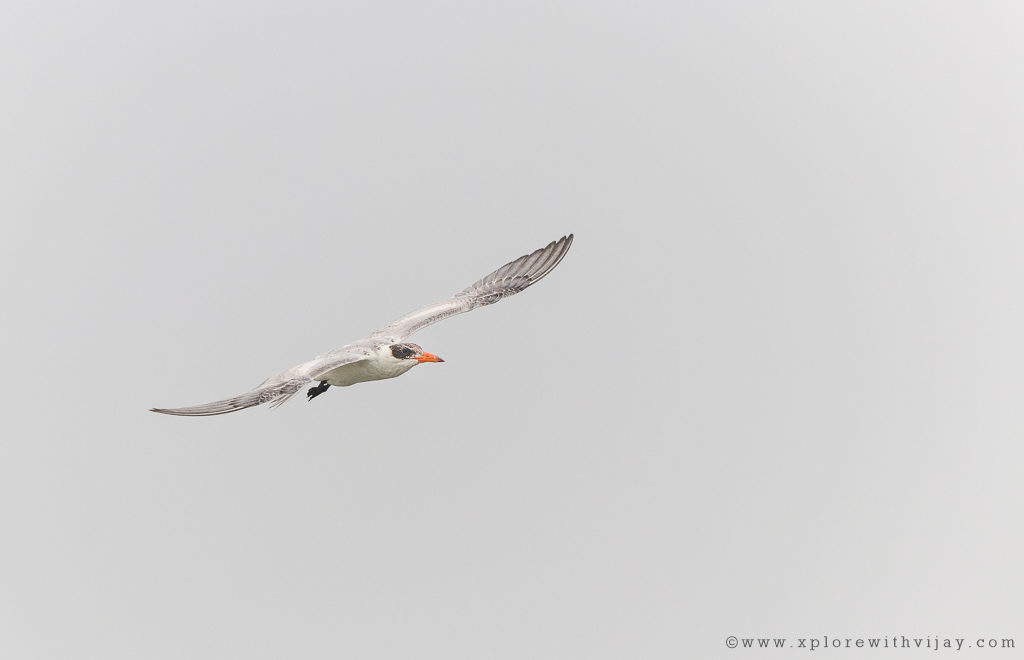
149;379;310;417
370;234;573;342
150;347;370;417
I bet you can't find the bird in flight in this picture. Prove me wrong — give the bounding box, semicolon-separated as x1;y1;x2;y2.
151;234;573;416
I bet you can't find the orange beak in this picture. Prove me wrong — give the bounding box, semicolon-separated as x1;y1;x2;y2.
416;352;444;363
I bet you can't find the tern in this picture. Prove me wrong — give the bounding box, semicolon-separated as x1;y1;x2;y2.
151;234;573;416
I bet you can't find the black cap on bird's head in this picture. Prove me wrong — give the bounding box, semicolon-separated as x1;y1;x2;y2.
389;342;444;363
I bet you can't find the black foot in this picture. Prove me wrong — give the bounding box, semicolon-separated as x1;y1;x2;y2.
307;381;330;401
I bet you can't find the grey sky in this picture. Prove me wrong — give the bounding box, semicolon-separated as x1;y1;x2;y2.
2;2;1022;658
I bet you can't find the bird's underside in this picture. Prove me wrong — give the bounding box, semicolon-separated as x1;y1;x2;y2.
151;234;573;416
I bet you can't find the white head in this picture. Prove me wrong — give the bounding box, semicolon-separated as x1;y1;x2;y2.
382;342;444;366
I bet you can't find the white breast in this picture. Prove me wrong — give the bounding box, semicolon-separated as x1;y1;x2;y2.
319;356;416;387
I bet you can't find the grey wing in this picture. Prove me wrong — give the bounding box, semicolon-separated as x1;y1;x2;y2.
150;347;370;416
149;378;310;417
370;234;573;342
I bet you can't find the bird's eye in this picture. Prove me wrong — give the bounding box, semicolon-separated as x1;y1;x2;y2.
391;345;416;359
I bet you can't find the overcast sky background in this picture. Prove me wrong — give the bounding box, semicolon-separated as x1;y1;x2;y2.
2;2;1023;658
